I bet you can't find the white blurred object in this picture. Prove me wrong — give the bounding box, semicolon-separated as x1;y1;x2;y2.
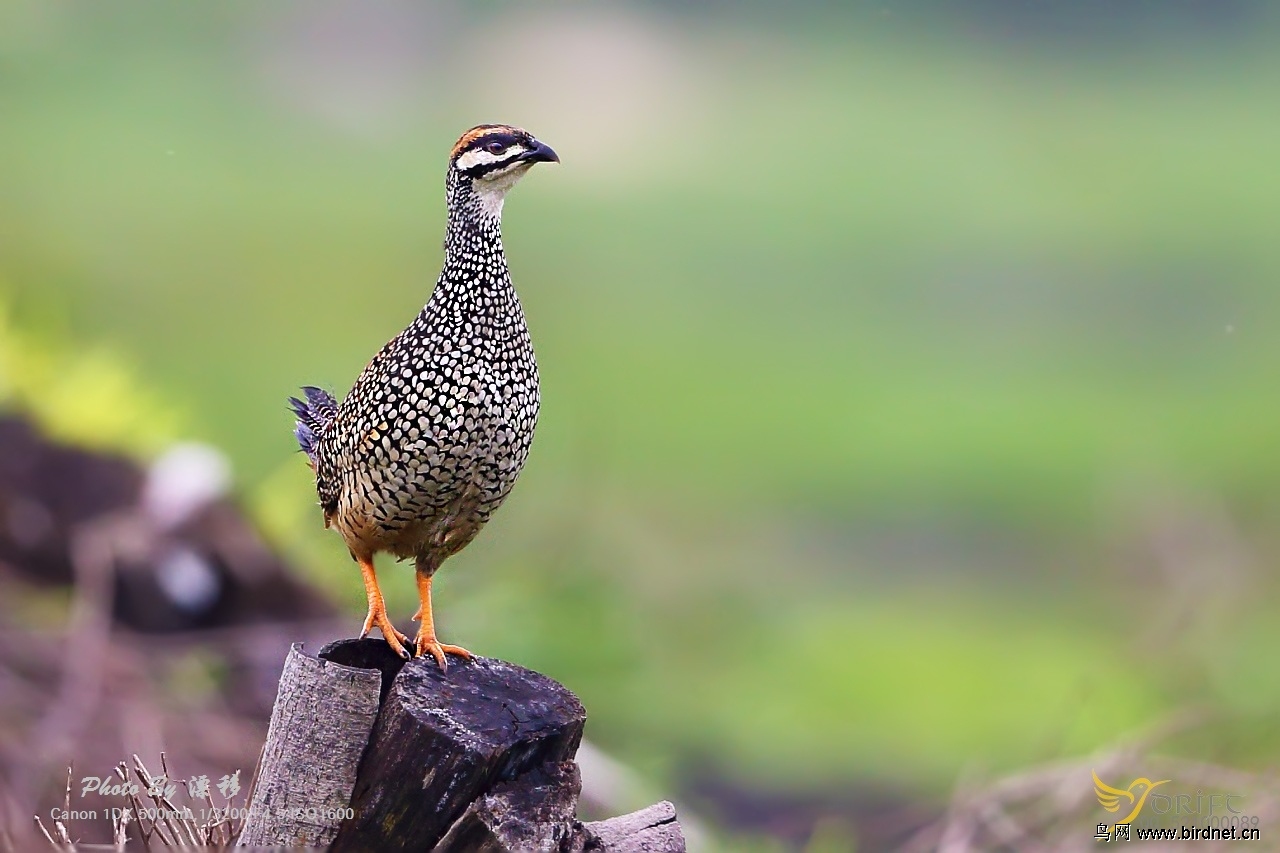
142;443;232;530
155;546;223;614
577;739;647;814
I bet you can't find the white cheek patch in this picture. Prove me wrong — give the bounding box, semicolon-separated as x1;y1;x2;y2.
477;161;532;191
455;148;505;173
471;162;534;218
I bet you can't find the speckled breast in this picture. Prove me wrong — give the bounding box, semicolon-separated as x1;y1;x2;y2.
330;316;539;557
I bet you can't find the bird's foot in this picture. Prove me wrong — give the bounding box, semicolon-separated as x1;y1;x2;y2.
361;604;411;659
413;631;472;672
411;569;470;670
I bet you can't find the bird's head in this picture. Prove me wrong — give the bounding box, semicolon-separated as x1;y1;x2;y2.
447;124;558;221
1129;778;1170;798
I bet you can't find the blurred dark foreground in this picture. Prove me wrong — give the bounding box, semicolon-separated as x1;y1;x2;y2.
0;413;341;847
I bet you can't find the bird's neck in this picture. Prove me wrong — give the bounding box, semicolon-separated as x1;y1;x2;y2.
426;178;518;318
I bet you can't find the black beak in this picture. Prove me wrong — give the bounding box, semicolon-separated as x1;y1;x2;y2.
519;139;559;164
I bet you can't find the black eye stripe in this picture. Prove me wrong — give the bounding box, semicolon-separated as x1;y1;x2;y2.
469;133;520;154
463;157;523;178
457;133;533;177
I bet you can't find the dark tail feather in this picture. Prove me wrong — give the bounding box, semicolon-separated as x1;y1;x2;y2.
289;386;338;462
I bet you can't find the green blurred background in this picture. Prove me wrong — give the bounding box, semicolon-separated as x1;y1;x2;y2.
3;0;1280;848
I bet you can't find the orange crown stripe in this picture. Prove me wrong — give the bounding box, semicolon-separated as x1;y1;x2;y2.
450;125;520;160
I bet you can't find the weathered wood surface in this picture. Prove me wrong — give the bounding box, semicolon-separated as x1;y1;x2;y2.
237;643;383;847
243;638;683;852
578;801;685;852
433;760;582;852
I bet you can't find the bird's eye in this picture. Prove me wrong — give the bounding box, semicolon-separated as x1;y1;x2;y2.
485;141;506;155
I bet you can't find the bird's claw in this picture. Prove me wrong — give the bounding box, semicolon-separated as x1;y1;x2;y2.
414;634;473;672
361;605;411;659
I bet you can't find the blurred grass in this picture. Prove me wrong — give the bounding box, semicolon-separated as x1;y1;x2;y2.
0;296;184;454
3;1;1280;840
4;23;1280;516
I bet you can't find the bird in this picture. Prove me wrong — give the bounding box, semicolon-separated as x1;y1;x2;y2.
1092;769;1169;825
289;124;558;669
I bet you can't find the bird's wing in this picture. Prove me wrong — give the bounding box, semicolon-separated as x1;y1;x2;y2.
1093;770;1132;813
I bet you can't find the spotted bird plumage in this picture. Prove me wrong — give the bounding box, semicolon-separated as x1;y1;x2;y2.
289;124;558;667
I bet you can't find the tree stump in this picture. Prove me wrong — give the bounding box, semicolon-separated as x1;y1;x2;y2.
333;651;586;851
237;643;384;847
240;639;684;852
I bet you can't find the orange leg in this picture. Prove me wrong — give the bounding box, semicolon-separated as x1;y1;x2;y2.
412;571;472;671
358;555;410;659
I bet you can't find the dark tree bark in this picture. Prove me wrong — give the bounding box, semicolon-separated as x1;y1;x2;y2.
332;653;586;852
433;761;582;852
